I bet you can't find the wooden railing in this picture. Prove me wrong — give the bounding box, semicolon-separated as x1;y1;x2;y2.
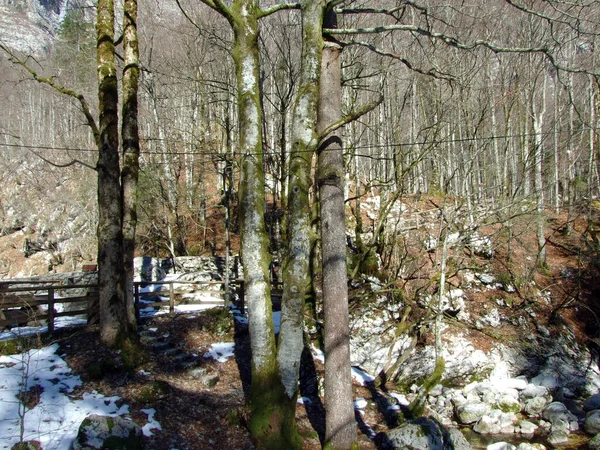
0;278;284;333
0;281;94;333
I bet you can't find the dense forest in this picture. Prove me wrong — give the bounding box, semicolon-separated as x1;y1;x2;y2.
2;1;600;449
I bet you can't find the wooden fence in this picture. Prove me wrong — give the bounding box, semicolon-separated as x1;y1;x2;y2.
0;279;240;333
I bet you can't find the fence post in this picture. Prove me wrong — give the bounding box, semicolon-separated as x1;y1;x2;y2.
47;288;55;334
134;283;140;322
169;282;175;316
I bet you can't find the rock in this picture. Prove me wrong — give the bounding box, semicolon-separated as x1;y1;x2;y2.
523;396;549;417
487;443;515;450
586;410;600;435
516;419;538;436
71;414;143;450
531;374;559;390
521;384;548;399
376;416;471;450
457;401;491;424
189;367;207;379
589;433;600;449
496;394;521;414
201;373;220;388
585;395;600;412
541;402;579;431
547;429;569;446
447;428;472;450
473;410;516;435
516;444;546;450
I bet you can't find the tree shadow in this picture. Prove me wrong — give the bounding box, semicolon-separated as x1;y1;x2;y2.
299;345;326;443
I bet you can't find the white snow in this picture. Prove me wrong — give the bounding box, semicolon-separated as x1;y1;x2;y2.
203;342;235;363
0;343;137;450
351;367;376;385
140;408;162;437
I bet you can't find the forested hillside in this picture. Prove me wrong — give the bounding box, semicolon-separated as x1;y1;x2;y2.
2;1;600;449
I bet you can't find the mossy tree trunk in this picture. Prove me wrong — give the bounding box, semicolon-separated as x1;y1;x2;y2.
197;0;301;447
96;0;129;346
121;0;140;330
317;11;358;449
277;0;327;428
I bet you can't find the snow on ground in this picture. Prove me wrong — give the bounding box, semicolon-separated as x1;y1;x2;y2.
203;342;235;363
0;343;131;450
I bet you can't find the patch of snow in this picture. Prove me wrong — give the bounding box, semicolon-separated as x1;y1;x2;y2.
351;367;376;386
0;344;128;450
140;408;162;437
203;342;235;363
354;398;368;409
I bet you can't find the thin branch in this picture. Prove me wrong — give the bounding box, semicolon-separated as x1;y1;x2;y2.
317;93;384;145
258;2;300;19
342;40;455;81
326;24;600;77
31;151;97;171
174;0;203;32
0;44;100;146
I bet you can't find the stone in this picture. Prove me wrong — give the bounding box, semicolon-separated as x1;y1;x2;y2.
521;384;548;399
496;394;521;414
376;417;471;450
589;433;600;450
541;402;579;431
447;428;472;450
516;444;546;450
531;374;558;390
71;414;143;450
486;443;515;450
586;410;600;435
473;415;501;435
524;396;549;417
201;373;220;388
584;395;600;412
457;401;491;424
547;430;569;446
516;419;538;436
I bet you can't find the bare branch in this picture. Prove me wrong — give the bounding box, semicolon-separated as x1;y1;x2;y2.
258;2;300;19
174;0;203;32
0;43;100;146
317;93;384;145
342;40;455;81
31;150;97;171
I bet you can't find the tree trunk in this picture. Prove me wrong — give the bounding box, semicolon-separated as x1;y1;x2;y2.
96;0;128;346
277;0;327;434
121;0;139;331
317;13;358;448
229;2;300;447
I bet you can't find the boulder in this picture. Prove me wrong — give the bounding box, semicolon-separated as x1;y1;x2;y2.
586;410;600;435
376;417;472;450
523;396;549;417
516;444;546;450
457;401;491;424
486;443;515;450
585;395;600;412
589;433;600;450
541;402;579;432
70;414;143;450
531;374;559;390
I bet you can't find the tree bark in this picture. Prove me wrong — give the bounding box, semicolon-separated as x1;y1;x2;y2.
121;0;140;331
317;11;358;448
96;0;128;346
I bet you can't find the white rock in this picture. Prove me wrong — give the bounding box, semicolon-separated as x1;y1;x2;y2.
532;374;559;389
487;443;515;450
517;419;538;436
586;410;600;435
522;384;548;399
457;401;492;424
